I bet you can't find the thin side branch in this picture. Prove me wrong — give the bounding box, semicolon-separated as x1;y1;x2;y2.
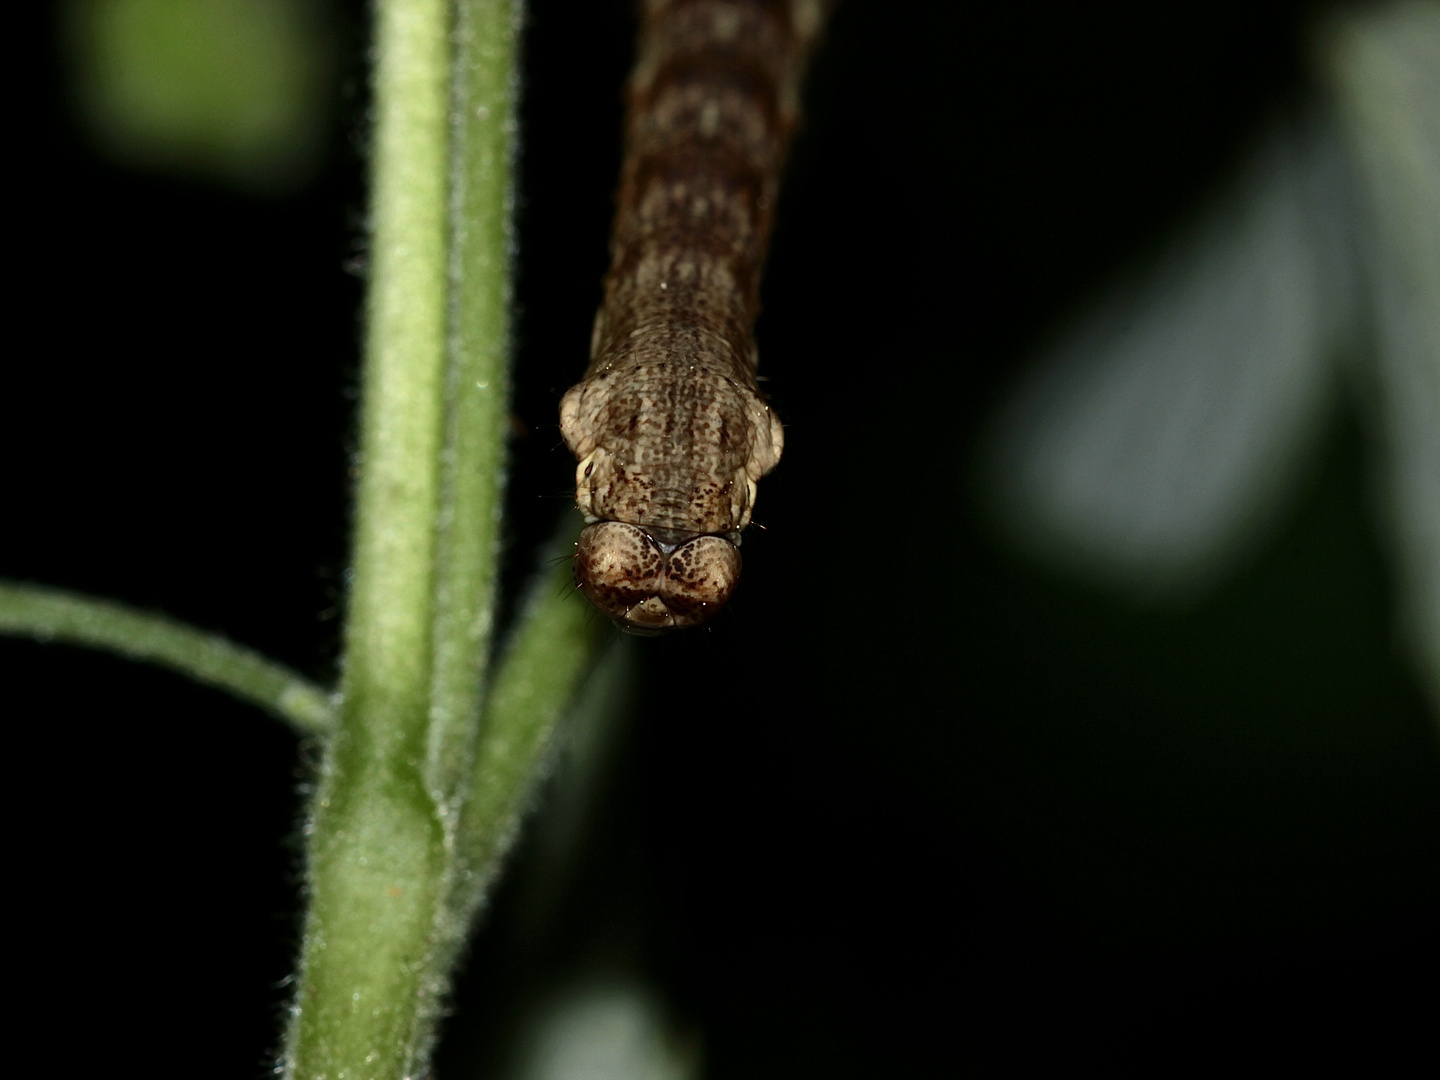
450;532;608;922
0;581;333;734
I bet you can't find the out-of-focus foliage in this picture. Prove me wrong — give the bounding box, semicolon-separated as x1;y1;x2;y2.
982;1;1440;718
1324;1;1440;725
506;980;697;1080
61;0;335;191
982;118;1352;594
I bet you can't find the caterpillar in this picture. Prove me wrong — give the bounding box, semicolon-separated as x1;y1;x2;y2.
560;0;824;631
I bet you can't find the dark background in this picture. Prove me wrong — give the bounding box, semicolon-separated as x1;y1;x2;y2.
7;0;1438;1074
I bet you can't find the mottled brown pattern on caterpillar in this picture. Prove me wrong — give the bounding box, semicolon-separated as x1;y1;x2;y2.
560;0;824;632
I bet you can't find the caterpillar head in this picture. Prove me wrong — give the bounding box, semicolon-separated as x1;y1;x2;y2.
573;521;741;632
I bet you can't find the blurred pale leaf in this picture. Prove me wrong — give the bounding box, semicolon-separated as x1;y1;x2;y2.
980;0;1440;716
1325;1;1440;712
981;116;1356;595
509;980;697;1080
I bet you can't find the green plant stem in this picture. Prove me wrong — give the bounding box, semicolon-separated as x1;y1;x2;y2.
0;581;333;734
285;0;455;1075
425;0;521;827
12;1;606;1074
452;528;607;926
282;0;610;1073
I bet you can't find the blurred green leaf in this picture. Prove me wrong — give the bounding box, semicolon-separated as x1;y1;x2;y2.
63;0;334;190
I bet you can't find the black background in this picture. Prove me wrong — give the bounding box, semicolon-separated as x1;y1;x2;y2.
7;1;1438;1074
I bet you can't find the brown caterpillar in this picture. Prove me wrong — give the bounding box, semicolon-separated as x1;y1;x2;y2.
560;0;825;631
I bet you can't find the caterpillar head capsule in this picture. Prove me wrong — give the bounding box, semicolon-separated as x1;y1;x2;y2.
574;521;741;633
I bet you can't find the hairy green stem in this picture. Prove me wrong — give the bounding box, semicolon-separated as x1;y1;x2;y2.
452;529;607;927
2;0;613;1073
8;2;611;1073
0;581;333;733
283;1;613;1075
284;0;455;1075
425;0;522;829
